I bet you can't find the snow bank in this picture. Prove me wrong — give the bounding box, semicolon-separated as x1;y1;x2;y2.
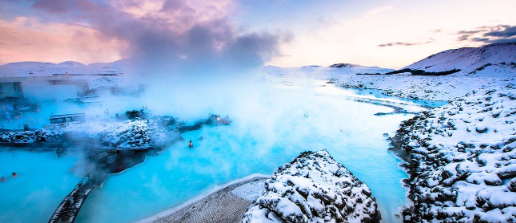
389;85;516;222
241;150;380;223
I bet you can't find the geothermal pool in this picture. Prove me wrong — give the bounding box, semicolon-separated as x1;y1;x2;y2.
0;78;422;223
0;151;81;223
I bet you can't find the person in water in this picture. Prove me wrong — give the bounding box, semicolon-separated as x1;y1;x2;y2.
0;177;6;182
12;172;18;178
200;136;203;140
189;140;193;148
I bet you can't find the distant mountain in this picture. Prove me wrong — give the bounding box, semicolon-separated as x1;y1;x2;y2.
0;60;124;77
329;63;362;68
404;43;516;75
263;64;394;76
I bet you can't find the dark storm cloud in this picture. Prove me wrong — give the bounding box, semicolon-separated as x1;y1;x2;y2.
456;25;516;44
378;39;434;47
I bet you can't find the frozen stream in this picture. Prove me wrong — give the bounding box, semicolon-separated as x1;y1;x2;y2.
0;77;428;223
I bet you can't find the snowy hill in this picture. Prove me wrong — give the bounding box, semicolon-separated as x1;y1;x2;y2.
0;61;123;77
329;43;516;101
241;150;380;223
405;43;516;75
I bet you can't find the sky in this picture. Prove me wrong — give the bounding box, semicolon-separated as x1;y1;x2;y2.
0;0;515;69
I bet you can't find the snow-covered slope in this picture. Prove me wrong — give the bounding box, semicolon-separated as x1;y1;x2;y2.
0;61;123;77
405;43;516;75
241;150;380;223
389;86;516;222
328;43;516;101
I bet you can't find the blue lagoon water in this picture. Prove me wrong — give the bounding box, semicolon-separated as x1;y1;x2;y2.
0;151;81;223
77;84;413;223
1;81;418;223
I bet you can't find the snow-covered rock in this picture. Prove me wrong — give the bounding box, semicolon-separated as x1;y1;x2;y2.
0;128;63;143
0;117;179;149
329;63;361;68
64;117;178;149
389;86;516;222
241;150;380;223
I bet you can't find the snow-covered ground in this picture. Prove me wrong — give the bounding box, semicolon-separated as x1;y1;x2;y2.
0;61;122;77
390;86;516;222
241;150;380;222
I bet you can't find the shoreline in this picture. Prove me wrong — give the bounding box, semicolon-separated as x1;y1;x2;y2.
137;174;268;223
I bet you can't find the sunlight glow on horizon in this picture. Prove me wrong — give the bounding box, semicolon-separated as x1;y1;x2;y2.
0;0;515;68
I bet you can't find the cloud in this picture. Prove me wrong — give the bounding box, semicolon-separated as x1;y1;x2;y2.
0;16;124;65
484;25;516;38
31;0;97;14
456;25;516;44
6;0;288;74
457;30;484;35
378;39;434;47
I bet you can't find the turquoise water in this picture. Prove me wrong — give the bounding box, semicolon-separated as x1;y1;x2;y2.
76;89;411;223
1;82;414;223
353;88;449;108
0;151;81;223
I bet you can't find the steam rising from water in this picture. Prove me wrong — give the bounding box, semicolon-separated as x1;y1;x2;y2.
2;1;412;223
31;0;290;119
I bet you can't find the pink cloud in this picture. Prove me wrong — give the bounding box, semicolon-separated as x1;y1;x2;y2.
0;17;125;65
